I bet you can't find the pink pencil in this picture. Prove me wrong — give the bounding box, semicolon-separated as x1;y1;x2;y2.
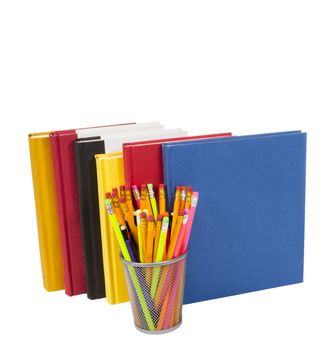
172;209;189;258
180;192;199;255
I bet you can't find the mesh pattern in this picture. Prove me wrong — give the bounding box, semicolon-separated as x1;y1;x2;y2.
121;254;187;333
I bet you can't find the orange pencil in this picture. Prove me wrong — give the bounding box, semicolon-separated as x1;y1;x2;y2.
171;186;182;235
119;185;125;199
139;184;147;211
179;186;186;211
158;184;166;215
184;186;192;210
156;287;171;330
112;187;119;198
146;215;155;263
140;184;153;215
119;197;138;244
111;189;126;226
167;210;184;260
124;184;135;215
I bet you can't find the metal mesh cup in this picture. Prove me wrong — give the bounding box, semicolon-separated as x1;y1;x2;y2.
120;254;187;334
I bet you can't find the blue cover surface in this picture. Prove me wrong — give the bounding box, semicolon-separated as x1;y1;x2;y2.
162;131;306;304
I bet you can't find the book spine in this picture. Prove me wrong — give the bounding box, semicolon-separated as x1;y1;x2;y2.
75;141;106;299
29;135;64;291
50;133;73;294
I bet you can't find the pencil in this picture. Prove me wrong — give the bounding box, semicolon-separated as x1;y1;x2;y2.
119;185;125;199
140;211;147;262
111;189;126;226
158;184;166;215
167;210;184;260
153;214;163;262
119;197;138;244
132;185;141;208
135;210;144;263
179;186;186;211
124;184;135;214
171;186;181;235
147;184;158;221
184;186;192;210
146;215;155;263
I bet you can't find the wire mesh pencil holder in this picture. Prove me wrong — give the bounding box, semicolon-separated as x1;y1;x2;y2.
120;254;187;334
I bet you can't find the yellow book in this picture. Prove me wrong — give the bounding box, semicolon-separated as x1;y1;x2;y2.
28;132;64;291
95;152;129;304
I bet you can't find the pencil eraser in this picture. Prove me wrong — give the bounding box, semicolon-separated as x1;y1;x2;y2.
179;209;186;216
176;186;182;191
157;214;163;221
147;215;154;222
119;197;126;203
112;188;118;194
186;186;192;191
163;211;169;217
159;184;165;188
141;184;147;190
140;212;147;218
125;184;131;191
105;192;112;199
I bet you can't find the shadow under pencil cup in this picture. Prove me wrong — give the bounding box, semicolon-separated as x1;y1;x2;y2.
120;254;187;334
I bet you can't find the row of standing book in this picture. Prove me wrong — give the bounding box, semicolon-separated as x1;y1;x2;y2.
29;122;307;305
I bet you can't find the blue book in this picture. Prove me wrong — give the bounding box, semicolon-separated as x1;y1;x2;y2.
162;131;306;304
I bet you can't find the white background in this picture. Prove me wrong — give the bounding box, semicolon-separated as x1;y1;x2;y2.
1;1;332;349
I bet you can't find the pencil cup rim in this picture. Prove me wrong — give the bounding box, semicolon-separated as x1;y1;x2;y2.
120;253;187;267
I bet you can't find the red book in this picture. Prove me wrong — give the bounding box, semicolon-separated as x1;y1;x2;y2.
123;132;232;188
50;130;84;296
50;123;134;296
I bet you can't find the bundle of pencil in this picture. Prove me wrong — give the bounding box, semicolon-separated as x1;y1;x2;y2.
104;183;199;263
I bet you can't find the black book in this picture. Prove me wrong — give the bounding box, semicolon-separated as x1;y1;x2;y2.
74;137;106;299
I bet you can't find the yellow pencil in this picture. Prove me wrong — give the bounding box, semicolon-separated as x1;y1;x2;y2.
146;215;155;263
162;211;169;261
140;211;147;262
153;214;163;262
135;210;144;263
151;216;169;299
105;198;131;261
147;184;158;221
155;217;169;262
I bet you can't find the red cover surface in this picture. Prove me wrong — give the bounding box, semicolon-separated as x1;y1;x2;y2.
123;132;232;187
50;130;86;296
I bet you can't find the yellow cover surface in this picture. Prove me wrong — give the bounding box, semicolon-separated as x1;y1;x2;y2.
29;132;64;291
95;152;129;304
